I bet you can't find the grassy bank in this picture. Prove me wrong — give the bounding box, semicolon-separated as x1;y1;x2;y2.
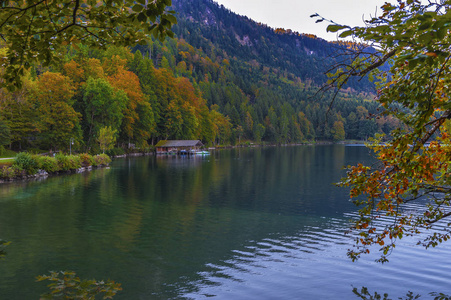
0;153;111;181
0;159;14;166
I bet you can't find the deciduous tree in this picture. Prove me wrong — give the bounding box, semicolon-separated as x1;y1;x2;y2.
32;72;81;150
82;77;126;148
0;80;37;149
97;126;117;154
107;60;145;142
317;0;451;262
331;120;345;141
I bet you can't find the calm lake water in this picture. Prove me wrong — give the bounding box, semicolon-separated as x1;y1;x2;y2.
1;145;451;299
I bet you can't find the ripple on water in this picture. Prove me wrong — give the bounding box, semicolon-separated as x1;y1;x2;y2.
181;215;451;300
4;150;451;299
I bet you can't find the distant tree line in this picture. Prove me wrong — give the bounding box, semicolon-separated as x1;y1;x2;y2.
0;0;402;152
0;37;401;153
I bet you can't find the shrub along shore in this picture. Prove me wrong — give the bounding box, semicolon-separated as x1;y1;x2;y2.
0;152;111;183
0;141;366;183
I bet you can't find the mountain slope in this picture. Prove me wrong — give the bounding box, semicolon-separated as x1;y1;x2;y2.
171;0;370;91
127;0;393;143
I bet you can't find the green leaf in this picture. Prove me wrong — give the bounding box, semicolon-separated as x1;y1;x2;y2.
418;32;432;44
137;12;147;22
418;21;432;31
339;30;353;38
437;27;447;40
132;4;142;12
164;14;177;24
327;24;348;32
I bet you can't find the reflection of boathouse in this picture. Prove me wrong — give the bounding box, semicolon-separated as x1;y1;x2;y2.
155;140;204;155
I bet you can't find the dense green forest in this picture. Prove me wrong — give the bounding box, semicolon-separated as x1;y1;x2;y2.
0;0;400;153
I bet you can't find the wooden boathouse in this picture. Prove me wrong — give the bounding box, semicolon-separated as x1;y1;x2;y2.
155;140;204;155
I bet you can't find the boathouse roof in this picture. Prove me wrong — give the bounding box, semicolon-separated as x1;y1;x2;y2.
155;140;203;148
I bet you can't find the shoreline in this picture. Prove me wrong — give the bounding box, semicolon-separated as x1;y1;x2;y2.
0;153;112;184
0;142;367;184
0;164;111;184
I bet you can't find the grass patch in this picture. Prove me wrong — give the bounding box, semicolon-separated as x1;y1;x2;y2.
0;159;14;166
0;148;17;158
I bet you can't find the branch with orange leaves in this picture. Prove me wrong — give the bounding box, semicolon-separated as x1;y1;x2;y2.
340;127;451;262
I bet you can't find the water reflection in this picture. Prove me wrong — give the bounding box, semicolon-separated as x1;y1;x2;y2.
1;146;449;299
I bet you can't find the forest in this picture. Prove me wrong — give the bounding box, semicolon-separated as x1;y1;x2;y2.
0;0;401;154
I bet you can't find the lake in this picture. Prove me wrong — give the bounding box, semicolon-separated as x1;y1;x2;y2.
1;145;451;299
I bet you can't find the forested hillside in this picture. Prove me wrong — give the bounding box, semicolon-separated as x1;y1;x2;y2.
0;0;399;153
171;0;371;91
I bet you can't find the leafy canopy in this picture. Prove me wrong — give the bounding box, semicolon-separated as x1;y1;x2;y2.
0;0;176;89
315;0;451;262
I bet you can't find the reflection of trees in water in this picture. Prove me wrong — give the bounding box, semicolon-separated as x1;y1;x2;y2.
155;154;207;169
0;167;111;200
0;146;374;299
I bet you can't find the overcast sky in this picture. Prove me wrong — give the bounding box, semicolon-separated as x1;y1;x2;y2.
213;0;386;40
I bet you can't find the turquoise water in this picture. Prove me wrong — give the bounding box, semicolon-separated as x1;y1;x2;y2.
0;145;450;299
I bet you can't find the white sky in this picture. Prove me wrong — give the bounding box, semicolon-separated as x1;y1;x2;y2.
213;0;386;41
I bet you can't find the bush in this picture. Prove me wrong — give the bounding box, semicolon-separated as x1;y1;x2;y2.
68;155;81;169
93;154;111;166
13;152;38;175
36;156;58;173
55;154;70;171
0;165;23;179
56;154;81;171
78;153;94;167
0;153;111;179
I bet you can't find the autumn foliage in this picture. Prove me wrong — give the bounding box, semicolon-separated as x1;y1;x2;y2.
322;0;451;262
0;45;234;153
